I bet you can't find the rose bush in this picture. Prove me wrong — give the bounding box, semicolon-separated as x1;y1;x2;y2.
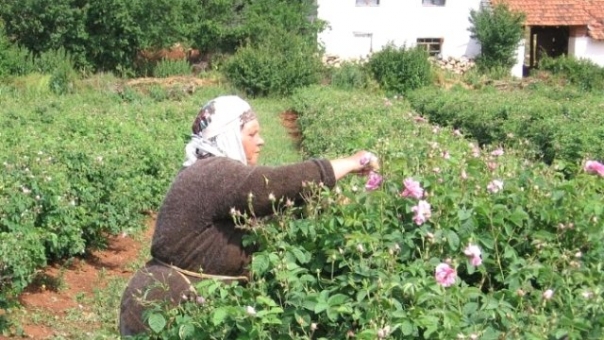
145;87;603;339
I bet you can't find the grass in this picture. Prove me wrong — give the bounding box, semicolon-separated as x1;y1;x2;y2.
0;75;301;339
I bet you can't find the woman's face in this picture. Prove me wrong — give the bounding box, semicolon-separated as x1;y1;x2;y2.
241;119;264;166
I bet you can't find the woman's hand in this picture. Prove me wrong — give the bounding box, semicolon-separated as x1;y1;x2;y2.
330;151;380;180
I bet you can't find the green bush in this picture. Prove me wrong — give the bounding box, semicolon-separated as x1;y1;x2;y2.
407;86;604;172
330;62;371;91
153;59;191;78
147;87;604;339
0;30;33;78
538;55;604;91
468;3;525;72
366;43;433;95
44;48;78;95
223;30;323;97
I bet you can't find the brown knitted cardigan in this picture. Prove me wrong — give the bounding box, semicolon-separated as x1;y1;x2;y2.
119;156;336;336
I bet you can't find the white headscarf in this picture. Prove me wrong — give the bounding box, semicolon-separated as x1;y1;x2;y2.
183;95;256;167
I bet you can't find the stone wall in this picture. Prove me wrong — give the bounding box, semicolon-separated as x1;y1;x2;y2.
323;53;476;74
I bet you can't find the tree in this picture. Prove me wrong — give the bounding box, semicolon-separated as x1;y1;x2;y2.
468;3;525;71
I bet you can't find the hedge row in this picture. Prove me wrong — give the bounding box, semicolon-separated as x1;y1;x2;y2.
406;85;604;174
147;86;603;339
0;77;202;304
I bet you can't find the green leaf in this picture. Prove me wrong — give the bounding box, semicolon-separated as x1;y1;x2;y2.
508;207;528;227
315;302;329;314
400;320;414;335
446;230;460;250
290;247;308;264
252;254;269;275
327;293;349;306
212;307;229;326
148;313;166;333
178;323;195;339
257;295;278;307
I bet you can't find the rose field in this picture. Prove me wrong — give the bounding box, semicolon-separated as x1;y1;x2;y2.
1;74;603;339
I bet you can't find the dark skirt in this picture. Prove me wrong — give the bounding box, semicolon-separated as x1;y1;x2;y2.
119;259;199;337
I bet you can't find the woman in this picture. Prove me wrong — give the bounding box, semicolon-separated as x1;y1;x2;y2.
119;95;377;336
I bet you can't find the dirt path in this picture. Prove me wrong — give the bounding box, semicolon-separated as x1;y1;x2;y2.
1;217;155;339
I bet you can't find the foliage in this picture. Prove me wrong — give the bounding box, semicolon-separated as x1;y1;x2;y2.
407;85;604;172
0;28;33;78
468;3;525;72
0;78;197;306
366;44;433;95
538;54;604;91
223;30;323;97
0;0;323;75
47;48;78;95
144;87;604;339
329;62;372;91
153;59;192;78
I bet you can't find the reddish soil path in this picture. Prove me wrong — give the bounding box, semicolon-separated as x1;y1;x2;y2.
1;217;155;339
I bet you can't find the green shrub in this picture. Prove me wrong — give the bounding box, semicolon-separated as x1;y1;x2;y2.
153;59;191;78
48;50;78;95
366;43;433;95
538;55;604;91
148;87;604;340
223;30;323;97
330;62;371;91
0;30;33;78
407;86;604;172
468;3;525;72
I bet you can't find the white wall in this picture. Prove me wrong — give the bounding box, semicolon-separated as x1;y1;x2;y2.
317;0;482;60
511;39;525;78
570;37;604;66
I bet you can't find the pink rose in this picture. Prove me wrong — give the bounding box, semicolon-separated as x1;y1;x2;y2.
435;263;456;287
401;178;424;199
491;148;504;157
365;171;383;191
411;200;431;225
487;179;504;193
464;244;482;266
584;160;604;177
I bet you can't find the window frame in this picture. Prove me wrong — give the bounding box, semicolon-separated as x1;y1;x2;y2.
422;0;446;7
416;37;443;57
356;0;380;7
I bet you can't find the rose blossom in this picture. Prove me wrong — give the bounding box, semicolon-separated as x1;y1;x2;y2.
584;160;604;177
435;263;457;287
464;244;482;266
365;171;383;191
401;178;424;199
411;200;431;225
542;289;554;300
491;148;504;157
487;179;504;193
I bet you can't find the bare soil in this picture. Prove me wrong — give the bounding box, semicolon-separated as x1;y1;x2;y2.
1;217;155;339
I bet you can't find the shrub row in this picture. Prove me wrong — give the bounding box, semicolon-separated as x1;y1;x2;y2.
0;78;202;305
407;85;604;173
147;86;603;339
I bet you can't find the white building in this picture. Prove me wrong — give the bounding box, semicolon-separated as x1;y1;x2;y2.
317;0;483;61
501;0;604;77
317;0;604;78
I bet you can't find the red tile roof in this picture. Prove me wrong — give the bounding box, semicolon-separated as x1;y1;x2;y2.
496;0;604;39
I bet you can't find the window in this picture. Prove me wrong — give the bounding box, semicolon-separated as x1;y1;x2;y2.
417;38;443;57
422;0;446;6
356;0;379;6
